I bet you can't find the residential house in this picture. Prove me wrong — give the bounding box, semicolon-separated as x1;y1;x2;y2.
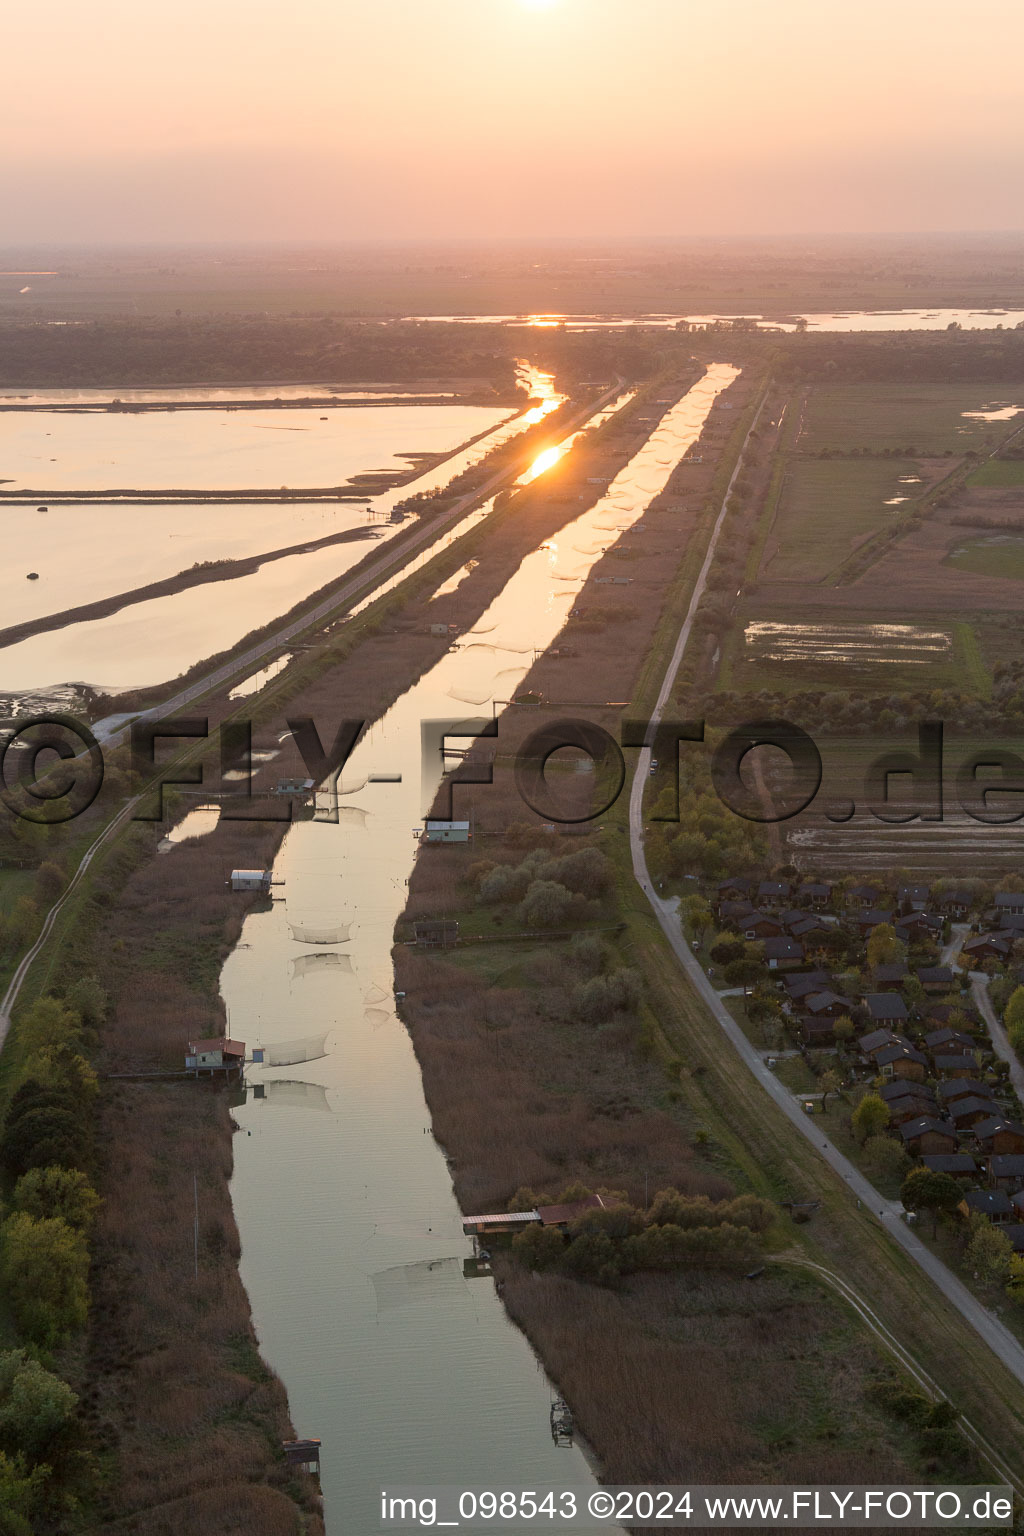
782;970;831;998
898;884;931;913
933;1053;980;1079
937;890;973;919
880;1079;936;1110
740;914;784;941
974;1118;1024;1155
925;1029;978;1056
718;899;756;925
802;990;849;1021
917;966;955;994
949;1096;1001;1131
873;962;909;987
797;882;832;908
960;1189;1013;1224
989;1154;1024;1188
756;880;792;910
864;993;909;1029
962;933;1012;965
900;1117;958;1155
856;908;895;938
1000;1224;1024;1253
937;1077;992;1106
922;1153;978;1179
790;917;831;947
848;883;882;910
858;1028;900;1058
875;1043;928;1082
802;1017;837;1046
922;1003;981;1033
763;937;804;970
995;892;1024;918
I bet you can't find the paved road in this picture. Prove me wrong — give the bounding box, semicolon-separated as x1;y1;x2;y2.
973;972;1024;1102
625;387;1024;1393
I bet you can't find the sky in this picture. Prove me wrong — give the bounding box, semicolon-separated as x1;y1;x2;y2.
3;0;1023;242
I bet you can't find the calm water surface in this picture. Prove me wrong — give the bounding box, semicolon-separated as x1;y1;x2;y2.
221;364;739;1531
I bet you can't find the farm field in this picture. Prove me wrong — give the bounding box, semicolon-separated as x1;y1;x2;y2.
967;457;1024;487
760;456;926;582
717;606;984;694
947;534;1024;582
796;384;1021;456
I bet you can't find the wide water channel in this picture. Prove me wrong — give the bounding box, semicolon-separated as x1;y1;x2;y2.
215;363;738;1529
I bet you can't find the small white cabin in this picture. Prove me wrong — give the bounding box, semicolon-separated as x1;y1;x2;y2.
230;869;271;893
423;820;471;844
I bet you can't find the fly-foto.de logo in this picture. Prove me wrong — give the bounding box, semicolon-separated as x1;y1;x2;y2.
1;714;1023;828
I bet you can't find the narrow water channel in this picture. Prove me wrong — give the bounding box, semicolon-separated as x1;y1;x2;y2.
220;364;739;1530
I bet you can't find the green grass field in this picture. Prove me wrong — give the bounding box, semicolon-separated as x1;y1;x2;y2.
948;535;1024;582
800;384;1016;456
967;457;1024;487
763;457;922;582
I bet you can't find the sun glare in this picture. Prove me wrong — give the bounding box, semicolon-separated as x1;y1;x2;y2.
520;0;559;11
522;444;564;484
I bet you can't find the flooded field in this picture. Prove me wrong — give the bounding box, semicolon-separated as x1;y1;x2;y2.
217;364;738;1530
402;309;1024;332
743;619;952;667
0;400;513;493
0;368;561;692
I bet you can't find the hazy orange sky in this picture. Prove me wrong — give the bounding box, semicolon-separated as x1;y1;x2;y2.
4;0;1023;241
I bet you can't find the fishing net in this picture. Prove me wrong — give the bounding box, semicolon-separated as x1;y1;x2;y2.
371;1257;469;1314
260;1030;332;1067
251;1079;332;1112
287;920;351;945
291;951;353;980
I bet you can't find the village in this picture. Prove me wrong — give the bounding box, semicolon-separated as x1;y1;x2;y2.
700;872;1024;1257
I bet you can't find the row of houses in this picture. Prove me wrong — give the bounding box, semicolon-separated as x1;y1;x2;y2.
779;968;963;1047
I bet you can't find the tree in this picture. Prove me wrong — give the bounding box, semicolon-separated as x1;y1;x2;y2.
8;998;81;1061
0;1109;89;1178
681;895;713;944
900;1167;962;1237
832;1015;855;1051
964;1218;1014;1288
65;975;107;1029
0;1349;78;1459
851;1092;889;1144
864;1136;911;1185
709;935;746;966
819;1068;842;1112
1005;986;1024;1056
867;923;907;970
518;880;573;928
0;1214;89;1347
11;1167;100;1231
0;1451;48;1536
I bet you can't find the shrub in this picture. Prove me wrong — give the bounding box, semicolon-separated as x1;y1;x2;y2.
478;866;529;905
64;976;107;1029
0;1214;89;1347
511;1224;566;1271
519;880;574;928
569;932;606;977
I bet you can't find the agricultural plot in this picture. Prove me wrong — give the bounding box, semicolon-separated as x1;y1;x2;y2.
780;733;1024;874
797;384;1022;456
967;457;1024;488
760;457;923;582
718;608;976;693
947;534;1024;582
